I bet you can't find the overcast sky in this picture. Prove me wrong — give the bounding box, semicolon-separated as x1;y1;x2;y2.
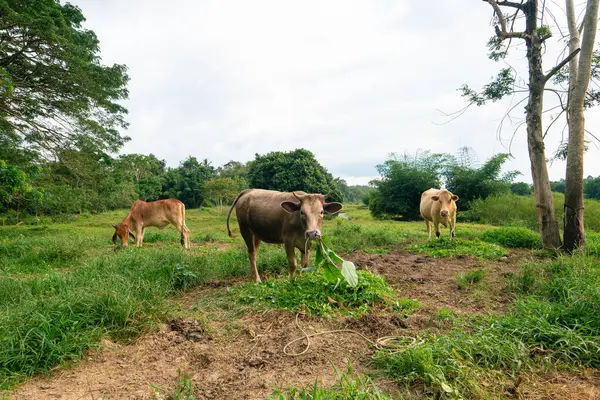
72;0;600;185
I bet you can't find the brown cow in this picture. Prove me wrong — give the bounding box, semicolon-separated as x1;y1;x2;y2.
112;199;191;248
226;189;343;283
420;188;459;240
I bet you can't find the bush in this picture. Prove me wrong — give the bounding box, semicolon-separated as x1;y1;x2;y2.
369;152;443;220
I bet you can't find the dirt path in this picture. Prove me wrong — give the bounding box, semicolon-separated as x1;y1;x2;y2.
12;250;599;399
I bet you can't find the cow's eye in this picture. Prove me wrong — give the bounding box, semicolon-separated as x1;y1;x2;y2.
320;210;324;215
300;210;305;215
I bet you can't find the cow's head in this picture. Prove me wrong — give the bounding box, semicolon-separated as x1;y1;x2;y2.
431;190;459;218
280;192;343;240
112;223;135;246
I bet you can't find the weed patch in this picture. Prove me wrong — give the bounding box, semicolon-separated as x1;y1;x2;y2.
231;270;396;317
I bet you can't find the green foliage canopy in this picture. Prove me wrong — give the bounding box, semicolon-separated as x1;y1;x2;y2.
0;0;130;155
247;149;343;201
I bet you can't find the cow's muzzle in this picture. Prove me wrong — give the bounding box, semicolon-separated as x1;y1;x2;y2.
440;210;449;217
306;230;322;240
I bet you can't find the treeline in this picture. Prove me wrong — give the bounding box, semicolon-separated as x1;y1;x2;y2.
0;147;372;221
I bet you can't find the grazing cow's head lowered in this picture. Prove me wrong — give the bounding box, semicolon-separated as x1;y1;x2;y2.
280;192;343;240
430;190;459;219
112;223;135;247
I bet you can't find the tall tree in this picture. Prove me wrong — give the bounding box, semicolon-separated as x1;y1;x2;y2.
462;0;584;249
563;0;599;252
0;0;129;156
247;149;343;201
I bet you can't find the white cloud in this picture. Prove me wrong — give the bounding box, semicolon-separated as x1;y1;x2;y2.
73;0;600;185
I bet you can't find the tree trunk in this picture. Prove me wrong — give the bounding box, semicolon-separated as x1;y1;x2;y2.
563;0;599;253
524;0;563;249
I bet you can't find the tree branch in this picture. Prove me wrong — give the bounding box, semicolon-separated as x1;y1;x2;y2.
485;0;531;40
495;0;524;8
543;48;581;83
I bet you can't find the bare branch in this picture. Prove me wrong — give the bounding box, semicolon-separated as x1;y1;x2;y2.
543;48;581;83
496;0;525;8
485;0;531;40
543;108;565;139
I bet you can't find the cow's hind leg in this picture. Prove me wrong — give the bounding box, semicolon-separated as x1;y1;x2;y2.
177;223;191;249
241;228;261;283
136;226;144;247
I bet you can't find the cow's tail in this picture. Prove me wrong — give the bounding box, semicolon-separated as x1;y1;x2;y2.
180;202;190;247
227;189;251;238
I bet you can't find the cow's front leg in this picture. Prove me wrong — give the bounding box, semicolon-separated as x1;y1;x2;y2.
300;248;310;269
285;242;297;279
450;216;456;238
425;220;432;240
434;222;441;239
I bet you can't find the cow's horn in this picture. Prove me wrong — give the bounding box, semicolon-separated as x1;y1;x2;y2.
292;191;303;201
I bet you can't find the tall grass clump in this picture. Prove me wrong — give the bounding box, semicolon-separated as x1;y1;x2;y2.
467;192;600;231
481;226;541;249
231;269;396;317
374;255;600;398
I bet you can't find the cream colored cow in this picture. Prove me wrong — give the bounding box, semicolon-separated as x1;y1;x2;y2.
420;188;459;239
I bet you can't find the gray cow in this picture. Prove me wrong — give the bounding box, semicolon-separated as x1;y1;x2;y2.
226;189;343;283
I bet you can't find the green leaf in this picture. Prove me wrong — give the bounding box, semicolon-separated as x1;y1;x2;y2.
440;382;454;393
322;262;344;284
341;261;358;288
325;248;344;264
315;242;324;267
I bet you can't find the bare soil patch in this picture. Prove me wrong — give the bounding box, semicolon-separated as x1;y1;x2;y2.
12;250;597;400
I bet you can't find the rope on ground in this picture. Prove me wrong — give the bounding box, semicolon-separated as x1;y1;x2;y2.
283;312;422;357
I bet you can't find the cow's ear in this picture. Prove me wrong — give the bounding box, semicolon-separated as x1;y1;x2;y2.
324;202;343;214
281;201;301;213
128;232;136;241
112;234;117;244
112;224;117;229
431;195;439;201
451;195;459;201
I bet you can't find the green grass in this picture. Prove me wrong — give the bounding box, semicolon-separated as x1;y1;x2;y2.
2;202;590;396
269;363;392;400
231;269;397;317
407;238;507;260
374;254;600;398
454;269;486;290
481;226;541;249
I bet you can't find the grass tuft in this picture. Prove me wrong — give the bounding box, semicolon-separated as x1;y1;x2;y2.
455;269;486;290
269;363;392;400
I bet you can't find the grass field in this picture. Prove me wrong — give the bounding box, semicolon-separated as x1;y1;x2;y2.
2;205;600;399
